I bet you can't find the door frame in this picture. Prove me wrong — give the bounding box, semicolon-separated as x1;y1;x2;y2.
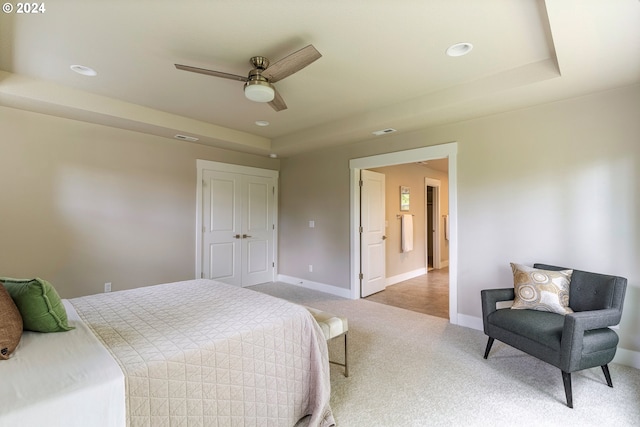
196;159;279;282
349;142;458;324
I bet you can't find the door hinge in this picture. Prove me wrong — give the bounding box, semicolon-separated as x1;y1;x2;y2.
201;272;204;279
359;273;364;280
272;262;275;267
272;224;275;230
359;226;363;233
359;179;363;187
272;186;275;195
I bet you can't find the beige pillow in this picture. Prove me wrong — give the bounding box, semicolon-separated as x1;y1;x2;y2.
510;263;573;315
0;284;23;359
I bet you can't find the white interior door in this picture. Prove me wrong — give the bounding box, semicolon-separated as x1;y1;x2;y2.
361;169;386;297
201;169;275;287
242;175;275;286
202;170;242;285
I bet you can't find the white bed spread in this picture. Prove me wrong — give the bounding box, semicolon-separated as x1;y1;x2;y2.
69;279;334;427
0;301;126;427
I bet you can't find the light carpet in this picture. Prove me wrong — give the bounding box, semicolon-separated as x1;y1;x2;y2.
250;282;640;427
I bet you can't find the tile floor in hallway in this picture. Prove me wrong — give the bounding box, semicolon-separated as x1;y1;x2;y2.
364;267;449;319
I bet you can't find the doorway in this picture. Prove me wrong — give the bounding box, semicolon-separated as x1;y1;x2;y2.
425;177;442;271
427;186;434;269
349;143;458;324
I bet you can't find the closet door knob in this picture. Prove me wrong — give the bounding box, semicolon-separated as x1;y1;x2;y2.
233;234;241;239
242;234;252;239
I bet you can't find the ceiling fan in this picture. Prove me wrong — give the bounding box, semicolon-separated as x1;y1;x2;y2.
175;44;321;112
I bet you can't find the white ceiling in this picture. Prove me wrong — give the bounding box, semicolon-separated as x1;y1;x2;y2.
1;0;639;158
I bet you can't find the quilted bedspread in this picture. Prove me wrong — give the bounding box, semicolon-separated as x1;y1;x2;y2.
70;279;334;427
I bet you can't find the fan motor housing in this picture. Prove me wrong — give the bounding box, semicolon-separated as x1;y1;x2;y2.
250;56;270;70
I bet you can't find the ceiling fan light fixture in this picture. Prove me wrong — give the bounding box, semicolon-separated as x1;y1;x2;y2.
244;80;275;103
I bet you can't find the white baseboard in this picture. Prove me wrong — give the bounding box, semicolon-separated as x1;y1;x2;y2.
386;268;426;287
454;314;640;370
613;347;640;370
456;314;483;331
277;274;353;299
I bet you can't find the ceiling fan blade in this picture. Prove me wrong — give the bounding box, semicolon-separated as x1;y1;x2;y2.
269;89;288;112
262;44;321;83
174;64;248;82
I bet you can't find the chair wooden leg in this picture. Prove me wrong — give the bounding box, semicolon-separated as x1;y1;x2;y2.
601;364;613;387
562;371;573;408
483;337;495;359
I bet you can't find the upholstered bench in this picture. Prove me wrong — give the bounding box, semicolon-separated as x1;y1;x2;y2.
305;306;349;377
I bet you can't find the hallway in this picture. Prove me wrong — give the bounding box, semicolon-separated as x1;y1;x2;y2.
365;268;449;319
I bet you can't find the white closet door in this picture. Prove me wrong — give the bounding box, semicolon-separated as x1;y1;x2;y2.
241;175;274;286
202;170;242;285
201;168;275;287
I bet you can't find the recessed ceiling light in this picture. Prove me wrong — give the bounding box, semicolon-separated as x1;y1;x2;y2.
269;153;278;158
446;42;473;57
255;120;270;127
70;64;97;76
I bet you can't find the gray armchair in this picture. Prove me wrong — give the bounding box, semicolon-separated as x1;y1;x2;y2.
481;263;627;408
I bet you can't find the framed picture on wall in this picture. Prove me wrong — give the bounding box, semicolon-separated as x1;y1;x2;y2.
400;186;410;211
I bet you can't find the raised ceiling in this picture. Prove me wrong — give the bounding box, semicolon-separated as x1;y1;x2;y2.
1;0;639;157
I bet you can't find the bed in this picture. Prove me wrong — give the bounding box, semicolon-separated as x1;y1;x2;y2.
0;279;335;427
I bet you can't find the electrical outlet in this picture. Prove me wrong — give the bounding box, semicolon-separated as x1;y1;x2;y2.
104;282;111;293
308;264;313;272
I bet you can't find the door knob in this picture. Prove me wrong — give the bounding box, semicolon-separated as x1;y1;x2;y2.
233;234;241;239
382;235;387;240
242;234;252;239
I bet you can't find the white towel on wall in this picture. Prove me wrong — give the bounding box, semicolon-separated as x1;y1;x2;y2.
401;214;413;253
444;215;450;241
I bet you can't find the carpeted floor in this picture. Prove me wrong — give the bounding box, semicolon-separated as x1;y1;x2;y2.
250;282;640;427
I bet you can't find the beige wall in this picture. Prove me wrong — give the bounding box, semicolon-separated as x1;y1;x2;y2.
1;84;638;356
277;148;350;287
278;84;640;354
370;163;449;278
0;106;278;298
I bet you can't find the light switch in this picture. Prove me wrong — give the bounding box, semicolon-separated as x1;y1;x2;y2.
309;220;315;228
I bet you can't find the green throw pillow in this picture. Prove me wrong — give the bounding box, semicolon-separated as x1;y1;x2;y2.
0;278;74;332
